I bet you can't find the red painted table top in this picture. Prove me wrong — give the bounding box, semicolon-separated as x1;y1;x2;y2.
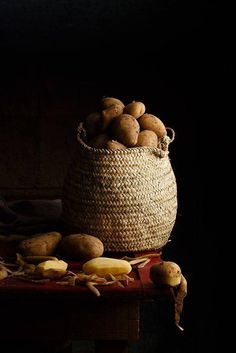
0;241;172;301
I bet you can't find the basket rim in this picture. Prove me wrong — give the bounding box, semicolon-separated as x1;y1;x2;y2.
77;123;174;156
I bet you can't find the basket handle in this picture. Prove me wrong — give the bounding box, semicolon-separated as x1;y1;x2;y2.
166;127;175;143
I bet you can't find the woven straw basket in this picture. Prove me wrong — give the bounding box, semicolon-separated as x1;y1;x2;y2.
62;123;177;252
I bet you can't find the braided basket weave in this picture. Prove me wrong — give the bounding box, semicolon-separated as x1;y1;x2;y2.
62;123;177;252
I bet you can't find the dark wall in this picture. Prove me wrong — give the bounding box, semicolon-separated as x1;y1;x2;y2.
0;1;222;352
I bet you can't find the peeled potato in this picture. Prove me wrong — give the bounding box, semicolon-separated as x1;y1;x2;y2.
149;261;182;287
139;114;166;138
124;101;145;119
35;259;68;279
83;257;132;277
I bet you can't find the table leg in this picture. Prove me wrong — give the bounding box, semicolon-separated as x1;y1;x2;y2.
95;340;129;353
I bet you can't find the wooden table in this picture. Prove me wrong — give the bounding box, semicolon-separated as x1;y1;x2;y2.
0;242;174;353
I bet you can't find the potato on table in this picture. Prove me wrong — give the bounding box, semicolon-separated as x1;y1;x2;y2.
60;234;104;260
18;231;62;256
35;259;68;279
83;257;132;277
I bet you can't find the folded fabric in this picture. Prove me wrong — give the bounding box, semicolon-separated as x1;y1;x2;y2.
0;195;62;236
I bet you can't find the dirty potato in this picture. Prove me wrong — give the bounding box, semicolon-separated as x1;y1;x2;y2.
106;140;127;150
136;130;158;147
60;234;104;261
101;97;125;110
112;114;140;147
88;133;110;148
138;114;166;138
100;104;124;132
124;101;145;119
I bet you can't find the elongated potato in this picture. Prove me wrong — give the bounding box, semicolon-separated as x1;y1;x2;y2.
112;114;140;147
106;140;126;150
139;114;166;138
101;97;125;110
35;259;68;279
136;130;158;147
83;257;132;277
18;232;62;256
60;234;104;260
88;133;110;149
100;104;124;132
84;112;101;138
124;101;145;119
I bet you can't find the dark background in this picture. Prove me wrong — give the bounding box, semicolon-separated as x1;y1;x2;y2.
0;1;223;352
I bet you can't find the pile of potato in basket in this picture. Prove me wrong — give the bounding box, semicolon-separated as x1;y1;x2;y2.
84;97;167;149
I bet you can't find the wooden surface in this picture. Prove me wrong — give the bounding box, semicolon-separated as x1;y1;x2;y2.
0;243;174;353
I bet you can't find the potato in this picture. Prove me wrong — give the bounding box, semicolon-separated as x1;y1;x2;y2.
35;259;68;279
88;133;109;149
124;101;145;119
0;265;8;281
100;104;124;132
82;257;132;277
101;97;125;110
18;232;62;256
149;261;182;287
136;130;158;147
112;114;140;147
138;114;166;138
106;140;126;150
84;112;101;138
60;234;104;260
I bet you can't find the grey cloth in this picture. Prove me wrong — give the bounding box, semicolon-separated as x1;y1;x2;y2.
0;196;62;235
